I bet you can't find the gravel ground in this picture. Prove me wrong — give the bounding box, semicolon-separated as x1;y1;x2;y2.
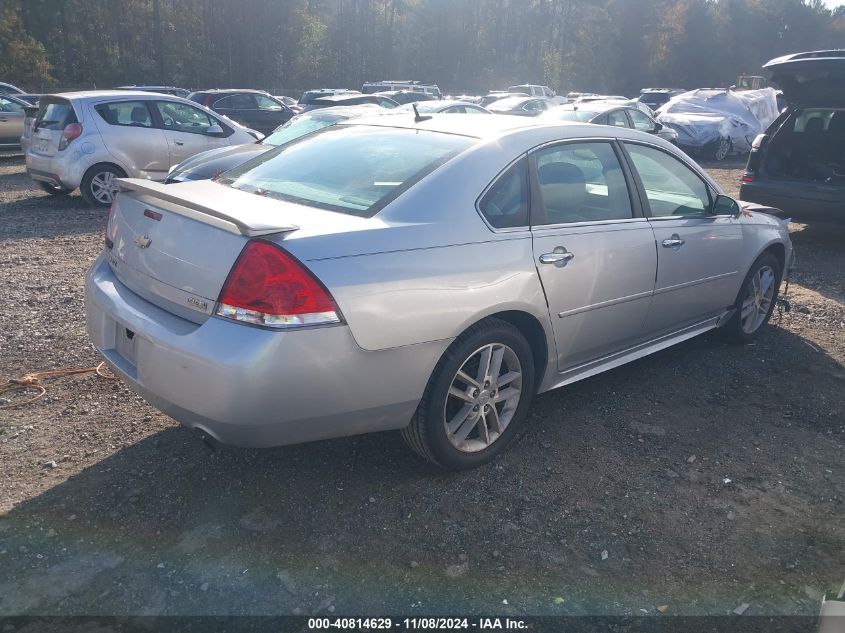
0;153;843;617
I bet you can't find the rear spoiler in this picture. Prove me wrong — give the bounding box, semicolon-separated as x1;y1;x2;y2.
116;178;299;237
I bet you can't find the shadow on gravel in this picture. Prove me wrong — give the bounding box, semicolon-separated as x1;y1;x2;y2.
0;194;103;241
697;156;748;171
1;323;843;617
786;221;845;305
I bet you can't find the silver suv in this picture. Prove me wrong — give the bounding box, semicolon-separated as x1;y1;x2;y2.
25;91;259;206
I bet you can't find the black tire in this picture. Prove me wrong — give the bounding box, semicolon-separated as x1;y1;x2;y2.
38;181;73;196
80;163;126;207
721;252;782;343
401;318;536;470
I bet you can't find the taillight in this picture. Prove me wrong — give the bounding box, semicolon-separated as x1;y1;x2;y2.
741;174;755;183
58;123;82;151
104;201;116;249
216;240;341;328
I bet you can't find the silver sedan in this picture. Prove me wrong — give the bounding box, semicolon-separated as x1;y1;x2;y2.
85;115;792;469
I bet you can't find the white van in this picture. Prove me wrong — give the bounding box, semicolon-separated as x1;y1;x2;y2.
507;84;564;103
362;81;442;99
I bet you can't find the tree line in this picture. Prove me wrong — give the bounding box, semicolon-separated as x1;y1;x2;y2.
2;0;844;97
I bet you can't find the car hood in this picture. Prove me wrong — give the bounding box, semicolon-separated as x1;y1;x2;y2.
763;51;845;106
167;143;273;182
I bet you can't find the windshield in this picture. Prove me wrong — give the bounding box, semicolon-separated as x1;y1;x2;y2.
218;126;474;217
262;113;346;146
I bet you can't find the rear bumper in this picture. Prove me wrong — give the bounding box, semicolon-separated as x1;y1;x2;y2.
85;253;441;447
739;181;844;218
26;151;85;189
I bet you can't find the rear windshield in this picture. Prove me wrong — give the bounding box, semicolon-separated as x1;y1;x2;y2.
218;126;474;217
544;109;597;122
261;113;346;146
35;100;77;130
299;91;348;105
489;97;528;111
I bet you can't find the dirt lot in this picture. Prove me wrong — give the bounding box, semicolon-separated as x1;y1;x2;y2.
0;153;843;617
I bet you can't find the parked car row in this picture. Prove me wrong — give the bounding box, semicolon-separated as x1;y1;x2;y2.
10;50;843;219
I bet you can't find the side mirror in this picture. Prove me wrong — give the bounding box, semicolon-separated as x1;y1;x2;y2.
653;121;663;132
205;123;226;137
711;194;740;216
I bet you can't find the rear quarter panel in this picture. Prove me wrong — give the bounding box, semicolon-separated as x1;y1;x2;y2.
305;234;549;351
736;210;792;285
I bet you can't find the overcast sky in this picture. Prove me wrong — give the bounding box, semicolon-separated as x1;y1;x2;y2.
823;0;844;8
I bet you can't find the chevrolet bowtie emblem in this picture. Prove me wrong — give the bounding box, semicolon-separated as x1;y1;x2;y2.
134;234;152;249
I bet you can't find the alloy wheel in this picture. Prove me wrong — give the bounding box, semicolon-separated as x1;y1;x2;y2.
90;171;119;204
443;343;523;453
715;137;730;161
740;265;776;334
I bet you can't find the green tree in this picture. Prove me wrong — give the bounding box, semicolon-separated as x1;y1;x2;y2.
0;1;54;90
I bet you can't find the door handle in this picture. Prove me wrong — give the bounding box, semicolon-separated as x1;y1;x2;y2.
662;235;685;249
174;140;184;146
0;118;7;122
539;250;575;265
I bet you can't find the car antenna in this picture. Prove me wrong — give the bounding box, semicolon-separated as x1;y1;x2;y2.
413;102;432;123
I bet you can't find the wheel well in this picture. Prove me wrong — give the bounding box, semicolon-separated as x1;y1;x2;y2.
763;242;786;275
488;310;549;388
83;162;127;180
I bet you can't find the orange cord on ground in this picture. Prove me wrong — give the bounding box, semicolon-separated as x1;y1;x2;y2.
0;362;116;410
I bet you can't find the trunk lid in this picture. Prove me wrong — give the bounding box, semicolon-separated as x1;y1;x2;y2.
764;50;845;106
106;179;369;323
29;97;78;157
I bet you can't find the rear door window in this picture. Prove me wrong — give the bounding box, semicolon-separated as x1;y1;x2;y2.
95;101;153;127
0;97;24;113
213;94;256;110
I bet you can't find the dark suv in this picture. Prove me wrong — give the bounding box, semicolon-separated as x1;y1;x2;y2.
187;89;294;135
637;88;685;111
739;50;845;217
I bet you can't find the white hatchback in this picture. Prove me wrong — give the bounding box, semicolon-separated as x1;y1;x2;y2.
25;91;260;206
